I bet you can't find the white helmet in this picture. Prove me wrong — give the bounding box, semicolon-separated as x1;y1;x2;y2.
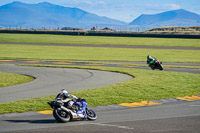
61;89;68;97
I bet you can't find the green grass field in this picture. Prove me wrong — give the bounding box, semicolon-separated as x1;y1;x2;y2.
0;72;33;87
0;33;200;47
0;44;200;63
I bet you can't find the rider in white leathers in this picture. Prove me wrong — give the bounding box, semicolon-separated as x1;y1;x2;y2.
55;89;79;108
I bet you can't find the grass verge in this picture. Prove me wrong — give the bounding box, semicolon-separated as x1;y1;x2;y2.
0;72;34;87
0;44;200;63
0;65;199;114
0;33;200;47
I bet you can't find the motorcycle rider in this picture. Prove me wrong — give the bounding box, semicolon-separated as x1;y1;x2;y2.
55;89;80;109
147;55;156;67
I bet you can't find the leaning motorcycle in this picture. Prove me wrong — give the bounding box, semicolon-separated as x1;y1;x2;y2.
48;98;97;123
150;59;163;70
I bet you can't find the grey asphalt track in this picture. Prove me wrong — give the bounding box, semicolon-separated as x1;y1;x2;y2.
0;64;132;103
0;100;200;133
0;59;199;74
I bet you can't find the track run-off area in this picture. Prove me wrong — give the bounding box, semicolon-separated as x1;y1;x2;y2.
0;42;200;133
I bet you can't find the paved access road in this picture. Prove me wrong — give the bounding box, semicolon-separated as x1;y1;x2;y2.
1;42;200;50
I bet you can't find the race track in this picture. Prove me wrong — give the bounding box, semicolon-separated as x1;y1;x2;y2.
0;100;200;132
0;63;199;133
0;64;132;103
0;42;200;133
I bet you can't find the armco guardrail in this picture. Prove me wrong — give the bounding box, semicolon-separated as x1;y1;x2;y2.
0;29;200;39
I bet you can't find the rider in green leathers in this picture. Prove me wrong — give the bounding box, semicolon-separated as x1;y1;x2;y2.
147;55;156;67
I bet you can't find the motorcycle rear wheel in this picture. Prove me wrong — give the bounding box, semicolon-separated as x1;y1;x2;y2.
53;108;71;123
151;65;155;70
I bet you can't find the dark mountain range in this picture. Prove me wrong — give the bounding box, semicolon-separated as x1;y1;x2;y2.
0;1;126;29
129;9;200;28
0;2;200;30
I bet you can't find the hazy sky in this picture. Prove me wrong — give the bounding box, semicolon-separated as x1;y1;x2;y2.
1;0;200;22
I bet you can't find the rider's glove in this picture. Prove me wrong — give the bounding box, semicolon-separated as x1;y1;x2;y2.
77;97;82;102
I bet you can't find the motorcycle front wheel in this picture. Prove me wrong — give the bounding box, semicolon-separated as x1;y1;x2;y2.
86;109;97;120
158;64;164;70
53;108;71;123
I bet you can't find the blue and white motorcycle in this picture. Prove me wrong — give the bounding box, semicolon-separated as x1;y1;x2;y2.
48;98;97;123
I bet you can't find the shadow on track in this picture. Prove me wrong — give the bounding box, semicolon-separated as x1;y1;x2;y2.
5;119;57;124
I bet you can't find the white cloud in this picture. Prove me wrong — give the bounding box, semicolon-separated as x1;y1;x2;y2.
69;0;106;7
96;1;106;6
143;3;181;11
167;4;181;10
